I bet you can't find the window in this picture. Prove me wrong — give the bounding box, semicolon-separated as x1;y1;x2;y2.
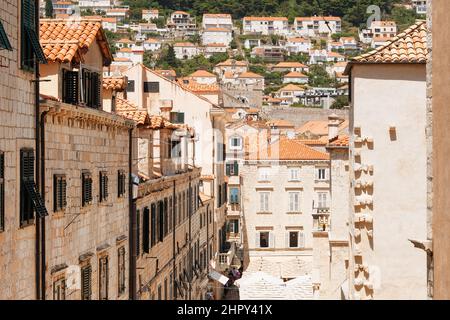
318;192;328;208
217;143;226;162
21;0;47;71
289;231;298;248
158;201;164;242
118;247;126;296
229;137;242;150
151;204;157;247
143;207;150;252
171;139;181;158
170;112;185;124
289;168;300;181
288;192;300;212
316;168;328;181
118;170;126;198
127;80;135;92
81;265;92;300
136;210;141;256
259;192;270;212
258;168;270;182
20;149;36;226
144;81;160;93
81;171;93;207
53;174;67;212
287;231;305;248
164;278;168;300
230;187;239;204
62;69;79;105
218;185;222;208
99;171;108;203
99;256;109;300
157;284;162;300
169;197;173;233
82;69;102;109
164;198;168;237
0;20;12;51
226;161;239;176
258;231;270;248
0;152;4;231
53;278;66;300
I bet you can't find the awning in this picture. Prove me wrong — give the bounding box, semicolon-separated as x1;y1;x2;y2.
208;269;229;285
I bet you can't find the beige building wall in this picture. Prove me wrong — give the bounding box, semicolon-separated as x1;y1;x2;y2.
241;160;329;269
0;0;38;300
349;64;427;299
430;0;450;300
41;100;133;300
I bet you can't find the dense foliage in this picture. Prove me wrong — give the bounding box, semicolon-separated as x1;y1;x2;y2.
122;0;405;28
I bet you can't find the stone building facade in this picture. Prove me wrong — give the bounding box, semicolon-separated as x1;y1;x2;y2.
344;22;428;300
0;0;44;300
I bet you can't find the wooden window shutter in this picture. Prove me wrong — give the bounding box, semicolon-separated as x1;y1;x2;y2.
62;69;79;105
136;209;141;256
81;265;92;300
143;207;150;253
158;201;164;242
234;161;239;175
151;203;156;247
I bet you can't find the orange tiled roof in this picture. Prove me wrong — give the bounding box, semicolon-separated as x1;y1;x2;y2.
178;78;220;94
39;19;113;64
203;13;232;18
266;119;295;128
238;71;264;79
278;84;305;92
204;27;230;32
103;76;127;91
328;135;349;147
284;71;307;78
244;17;288;21
190;70;216;78
352;21;427;64
295;16;341;22
274;61;307;68
247;136;329;161
116;98;188;130
287;37;310;43
174;42;196;47
216;59;248;67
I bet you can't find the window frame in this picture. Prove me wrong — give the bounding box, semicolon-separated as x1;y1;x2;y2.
289;168;300;181
99;256;109;300
258;191;270;213
118;247;126;296
288;192;300;213
53;174;67;212
81;171;93;207
99;171;109;203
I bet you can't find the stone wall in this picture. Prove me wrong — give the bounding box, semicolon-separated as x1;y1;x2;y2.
261;106;348;126
42;103;132;300
0;0;38;300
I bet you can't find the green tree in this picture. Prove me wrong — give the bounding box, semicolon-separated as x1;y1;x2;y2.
45;0;53;18
331;95;349;109
165;45;178;68
308;65;334;88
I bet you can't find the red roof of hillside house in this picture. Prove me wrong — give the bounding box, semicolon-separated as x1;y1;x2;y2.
345;21;427;75
246;136;330;161
244;17;288;21
39;19;113;64
103;76;127;91
284;71;308;78
238;71;264;79
295;16;341;22
328;135;349;147
190;70;216;78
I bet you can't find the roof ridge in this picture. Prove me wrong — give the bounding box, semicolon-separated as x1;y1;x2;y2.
351;21;427;63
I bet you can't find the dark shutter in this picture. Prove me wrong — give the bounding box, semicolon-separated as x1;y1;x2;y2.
81;265;92;300
164;198;168;237
127;80;135;92
0;21;12;51
143;81;160;93
226;164;231;176
158;201;164;242
170;112;185;124
82;172;92;207
234;161;239;175
151;203;156;247
62;69;79;105
95;73;102;108
136;210;141;256
143;207;150;253
53;174;67;212
218;185;221;208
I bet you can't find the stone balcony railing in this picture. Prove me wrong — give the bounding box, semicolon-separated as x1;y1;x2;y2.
312;207;330;232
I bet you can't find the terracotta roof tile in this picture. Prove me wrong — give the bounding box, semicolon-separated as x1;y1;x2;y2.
352;21;427;64
178;78;220;93
246;136;329;161
328;135;349;147
103;76;127;91
238;71;264;79
190;70;216;78
274;62;307;68
244;17;288;21
39;19;112;63
284;71;308;78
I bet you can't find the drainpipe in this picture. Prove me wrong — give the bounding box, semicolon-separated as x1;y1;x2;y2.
39;110;49;300
128;128;137;300
172;180;176;300
34;0;43;300
188;175;192;300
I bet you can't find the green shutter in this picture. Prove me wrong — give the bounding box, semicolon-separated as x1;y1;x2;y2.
234;161;239;175
0;20;12;51
226;164;230;176
25;26;47;64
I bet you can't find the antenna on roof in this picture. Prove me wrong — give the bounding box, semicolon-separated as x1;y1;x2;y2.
315;0;333;33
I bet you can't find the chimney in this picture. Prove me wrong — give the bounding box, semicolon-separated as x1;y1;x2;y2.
328;113;340;141
159;99;173;119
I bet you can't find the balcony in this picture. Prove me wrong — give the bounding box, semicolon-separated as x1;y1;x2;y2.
226;231;240;243
227;203;241;216
215;243;236;272
312;207;330;233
